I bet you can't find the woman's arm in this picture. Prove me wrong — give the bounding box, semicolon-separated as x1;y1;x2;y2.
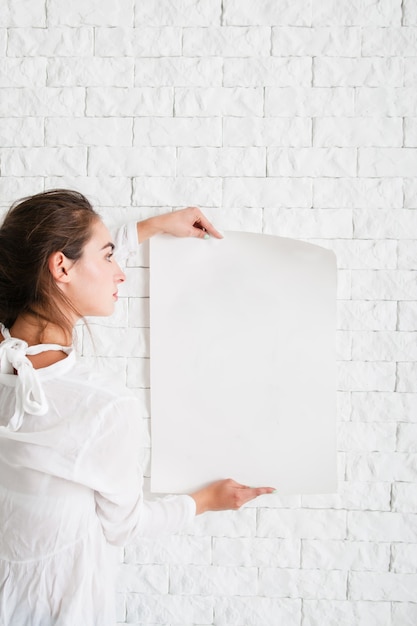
137;207;223;243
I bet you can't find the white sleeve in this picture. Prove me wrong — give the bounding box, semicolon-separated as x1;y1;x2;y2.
112;221;139;266
74;396;196;546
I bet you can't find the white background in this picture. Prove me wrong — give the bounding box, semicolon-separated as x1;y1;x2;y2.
0;1;416;624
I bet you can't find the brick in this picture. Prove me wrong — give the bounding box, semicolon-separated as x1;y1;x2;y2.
337;330;353;361
349;571;417;601
196;207;264;233
356;87;417;116
48;0;134;26
268;147;356;177
362;26;417;56
223;0;312;26
47;57;133;87
132;177;222;207
133;117;222;147
346;453;417;482
302;540;390;571
258;509;347;540
126;358;150;389
353;209;417;239
124;535;211;565
404;118;417;147
301;482;391;511
45;176;132;208
352;331;417;362
170;565;257;595
392;602;417;626
0;0;45;27
0;29;5;55
177;147;266;177
338;301;397;331
398;241;417;270
397;362;417;392
117;564;168;593
174;88;263;117
223;117;311;146
121;268;149;298
224;57;311;87
126;593;213;624
86;87;173;116
0;58;46;87
335;269;351;300
266;87;354;116
351;392;417;423
0;177;44;206
272;26;360;56
314;178;403;209
223;178;312;208
45;117;133;147
7;27;93;56
392;482;417;513
359;148;417;177
313;0;401;26
88;147;175;177
264;209;352;239
304;599;391;626
337;361;396;392
314;117;402;147
83;326;149;358
135;58;222;87
349;511;417;543
1;147;86;177
351;270;417;300
0;87;85;117
128;299;150;328
391;543;417;573
192;509;256;537
0;118;43;147
183;26;271;56
398;302;417;331
314;57;403;87
259;568;347;599
404;58;417;86
95;26;182;56
134;0;221;26
212;537;300;567
404;0;417;24
214;597;301;626
338;422;396;452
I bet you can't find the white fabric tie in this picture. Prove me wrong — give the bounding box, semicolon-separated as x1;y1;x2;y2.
0;325;71;432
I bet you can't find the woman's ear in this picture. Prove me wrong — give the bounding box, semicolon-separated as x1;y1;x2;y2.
48;252;72;283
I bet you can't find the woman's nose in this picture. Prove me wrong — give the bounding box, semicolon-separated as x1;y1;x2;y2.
115;262;126;283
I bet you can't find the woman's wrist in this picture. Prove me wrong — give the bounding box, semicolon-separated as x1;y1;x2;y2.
136;216;164;244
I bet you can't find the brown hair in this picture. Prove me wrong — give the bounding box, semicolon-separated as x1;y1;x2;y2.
0;189;100;340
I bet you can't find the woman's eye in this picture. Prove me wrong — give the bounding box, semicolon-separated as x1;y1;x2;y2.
106;252;114;262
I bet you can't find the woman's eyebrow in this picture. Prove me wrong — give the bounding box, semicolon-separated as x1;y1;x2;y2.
100;242;115;251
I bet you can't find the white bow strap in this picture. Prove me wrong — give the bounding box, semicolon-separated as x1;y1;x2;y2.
0;336;48;432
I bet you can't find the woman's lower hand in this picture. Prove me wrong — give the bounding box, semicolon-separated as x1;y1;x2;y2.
137;207;223;243
190;478;275;515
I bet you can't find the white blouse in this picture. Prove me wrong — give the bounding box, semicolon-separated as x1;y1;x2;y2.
0;223;196;626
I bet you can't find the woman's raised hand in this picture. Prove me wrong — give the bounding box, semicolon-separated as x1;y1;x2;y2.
190;478;275;515
137;207;223;243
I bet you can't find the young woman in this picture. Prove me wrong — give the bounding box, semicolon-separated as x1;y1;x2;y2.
0;189;273;626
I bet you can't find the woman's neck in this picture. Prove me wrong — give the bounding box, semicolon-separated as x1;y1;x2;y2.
9;313;73;347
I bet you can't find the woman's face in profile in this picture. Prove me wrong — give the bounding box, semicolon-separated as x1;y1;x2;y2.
59;219;126;319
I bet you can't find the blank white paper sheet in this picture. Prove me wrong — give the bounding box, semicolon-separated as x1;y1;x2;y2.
150;232;337;495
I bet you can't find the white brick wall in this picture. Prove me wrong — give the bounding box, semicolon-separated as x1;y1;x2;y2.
1;1;416;624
